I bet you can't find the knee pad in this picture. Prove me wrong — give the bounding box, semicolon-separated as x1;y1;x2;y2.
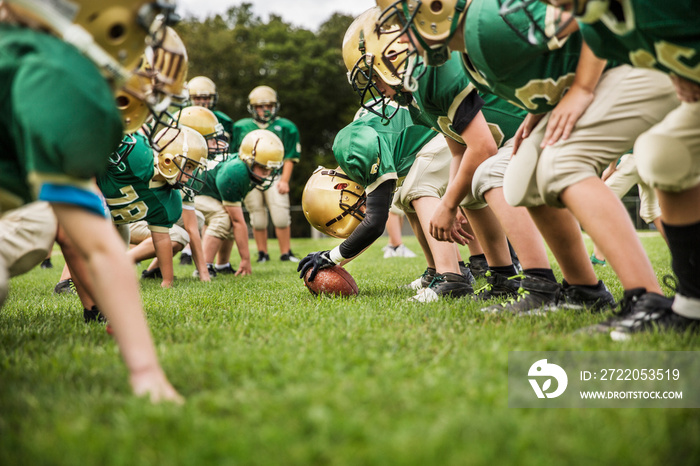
269;205;291;228
636;132;693;192
249;209;269;230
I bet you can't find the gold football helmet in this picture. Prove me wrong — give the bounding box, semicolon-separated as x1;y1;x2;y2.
5;0;177;85
375;0;468;67
238;129;284;191
112;27;188;154
247;86;279;123
154;126;208;193
114;70;153;134
188;76;218;109
177;106;229;160
302;167;366;239
343;7;410;120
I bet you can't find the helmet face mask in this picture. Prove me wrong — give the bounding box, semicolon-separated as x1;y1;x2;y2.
247;86;279;123
238;129;284;191
154;126;208;193
120;26;188;152
109;133;138;166
177;106;230;161
375;0;468;68
187;76;218;109
343;7;413;121
302;167;367;239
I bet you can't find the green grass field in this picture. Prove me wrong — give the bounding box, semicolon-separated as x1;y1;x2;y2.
1;233;699;466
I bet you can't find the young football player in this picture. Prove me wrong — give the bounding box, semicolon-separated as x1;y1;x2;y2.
196;129;285;276
299;107;478;301
509;0;700;336
346;7;615;311
188;75;234;141
136;106;230;280
0;0;182;402
230;86;302;263
98;126;209;288
375;0;677;318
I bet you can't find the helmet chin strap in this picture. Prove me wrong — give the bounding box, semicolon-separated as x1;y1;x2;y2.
403;54;420;92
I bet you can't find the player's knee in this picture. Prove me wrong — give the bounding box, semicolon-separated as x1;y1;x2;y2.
270;211;291;228
250;211;268;230
636;133;693;192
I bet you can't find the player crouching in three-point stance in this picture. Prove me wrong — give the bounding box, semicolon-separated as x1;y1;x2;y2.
510;0;700;337
0;0;182;402
375;0;676;324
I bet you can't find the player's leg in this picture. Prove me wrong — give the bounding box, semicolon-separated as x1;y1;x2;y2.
195;195;232;276
396;134;472;300
630;100;700;336
265;181;298;262
244;187;270;262
52;204;182;402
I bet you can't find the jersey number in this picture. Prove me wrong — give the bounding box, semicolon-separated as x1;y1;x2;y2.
104;185;148;224
630;41;700;83
514;74;576;111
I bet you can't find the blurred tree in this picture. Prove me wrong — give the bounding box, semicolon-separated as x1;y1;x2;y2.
177;6;360;236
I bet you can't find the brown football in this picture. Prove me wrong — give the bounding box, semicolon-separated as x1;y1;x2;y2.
304;265;359;297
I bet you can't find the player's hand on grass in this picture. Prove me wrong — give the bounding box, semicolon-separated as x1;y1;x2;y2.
130;367;184;405
235;259;252;276
297;251;334;281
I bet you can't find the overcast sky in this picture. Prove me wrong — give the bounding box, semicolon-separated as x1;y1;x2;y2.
178;0;377;31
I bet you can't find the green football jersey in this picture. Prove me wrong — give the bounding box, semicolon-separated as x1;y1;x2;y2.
333;106;435;193
0;25;122;215
409;52;526;147
97;134;182;230
199;155;255;205
462;0;583;114
578;0;700;84
230;117;301;162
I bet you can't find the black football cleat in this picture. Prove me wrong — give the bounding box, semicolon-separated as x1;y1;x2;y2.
141;268;163;279
54;279;75;295
410;272;473;302
482;276;561;315
179;252;192;265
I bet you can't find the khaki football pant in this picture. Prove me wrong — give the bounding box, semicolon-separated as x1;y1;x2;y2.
0;201;57;278
504;66;679;208
636;100;700;192
244;178;291;230
605;153;660;224
195;195;234;240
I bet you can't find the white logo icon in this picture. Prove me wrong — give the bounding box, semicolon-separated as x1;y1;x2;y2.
528;359;568;399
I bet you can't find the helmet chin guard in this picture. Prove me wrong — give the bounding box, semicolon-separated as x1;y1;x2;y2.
238;129;284;191
247;86;280;124
154;126;209;193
